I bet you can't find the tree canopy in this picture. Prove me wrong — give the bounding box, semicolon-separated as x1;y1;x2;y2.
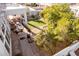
34;4;79;55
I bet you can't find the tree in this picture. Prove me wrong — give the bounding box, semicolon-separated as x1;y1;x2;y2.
34;3;78;55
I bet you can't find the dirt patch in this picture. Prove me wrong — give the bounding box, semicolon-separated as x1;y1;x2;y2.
53;41;70;55
37;41;71;55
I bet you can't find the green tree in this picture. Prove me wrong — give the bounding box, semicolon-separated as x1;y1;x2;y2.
35;3;77;55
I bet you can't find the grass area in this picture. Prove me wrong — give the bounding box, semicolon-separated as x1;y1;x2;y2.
28;20;45;29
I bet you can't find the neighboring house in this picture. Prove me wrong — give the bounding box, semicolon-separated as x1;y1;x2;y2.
27;7;42;20
37;3;53;7
27;3;52;16
27;7;42;16
19;3;53;20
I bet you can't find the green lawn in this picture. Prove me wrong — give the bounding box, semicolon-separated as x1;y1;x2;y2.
28;20;45;29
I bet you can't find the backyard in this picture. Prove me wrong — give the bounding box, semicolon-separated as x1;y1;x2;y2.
28;4;79;55
1;3;79;56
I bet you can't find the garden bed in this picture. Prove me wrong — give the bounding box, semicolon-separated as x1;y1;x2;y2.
37;40;72;55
